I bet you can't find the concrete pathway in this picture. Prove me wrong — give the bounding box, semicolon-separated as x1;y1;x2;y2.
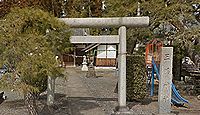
55;67;118;115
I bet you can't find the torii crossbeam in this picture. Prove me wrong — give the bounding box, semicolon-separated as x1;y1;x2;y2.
59;17;149;114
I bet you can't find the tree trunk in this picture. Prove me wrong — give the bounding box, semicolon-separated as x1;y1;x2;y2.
24;92;38;115
173;57;181;81
47;76;55;106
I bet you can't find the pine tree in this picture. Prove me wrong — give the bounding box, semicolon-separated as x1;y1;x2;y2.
0;7;71;115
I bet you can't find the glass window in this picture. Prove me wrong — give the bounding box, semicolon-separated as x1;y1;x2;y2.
97;50;106;58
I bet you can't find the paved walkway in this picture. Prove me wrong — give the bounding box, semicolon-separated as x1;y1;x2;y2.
55;67;118;115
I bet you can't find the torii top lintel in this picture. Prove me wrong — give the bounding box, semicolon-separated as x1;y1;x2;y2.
59;17;149;28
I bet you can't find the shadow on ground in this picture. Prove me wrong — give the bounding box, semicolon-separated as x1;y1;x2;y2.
1;99;25;108
39;94;117;115
0;92;117;115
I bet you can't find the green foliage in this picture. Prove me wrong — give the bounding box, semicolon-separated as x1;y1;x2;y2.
1;7;72;54
127;28;153;54
104;0;137;17
105;1;200;82
0;7;71;93
173;28;200;58
193;45;200;54
126;55;147;101
0;0;63;18
139;0;196;24
104;1;151;54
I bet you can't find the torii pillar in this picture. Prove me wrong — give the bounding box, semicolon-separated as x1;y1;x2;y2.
59;17;149;114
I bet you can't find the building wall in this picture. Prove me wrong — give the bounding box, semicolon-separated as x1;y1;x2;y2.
96;45;117;67
63;44;117;67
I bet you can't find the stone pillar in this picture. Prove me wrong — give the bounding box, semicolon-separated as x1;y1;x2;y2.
47;76;55;106
158;47;173;114
112;26;133;115
113;26;134;115
118;26;127;110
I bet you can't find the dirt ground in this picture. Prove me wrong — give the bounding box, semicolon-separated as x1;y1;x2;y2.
0;67;200;115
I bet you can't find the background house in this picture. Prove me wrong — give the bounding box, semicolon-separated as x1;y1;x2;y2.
62;29;118;68
63;44;117;68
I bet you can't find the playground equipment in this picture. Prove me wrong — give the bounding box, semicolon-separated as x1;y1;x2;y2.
145;38;163;66
145;39;189;106
145;39;163;86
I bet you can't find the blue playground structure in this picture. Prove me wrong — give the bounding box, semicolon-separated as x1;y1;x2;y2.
150;58;189;106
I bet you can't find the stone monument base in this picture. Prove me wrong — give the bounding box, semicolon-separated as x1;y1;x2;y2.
81;64;88;71
157;113;176;115
155;111;177;115
86;64;96;78
111;106;136;115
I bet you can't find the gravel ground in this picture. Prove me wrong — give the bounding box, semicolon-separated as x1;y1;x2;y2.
0;67;200;115
77;69;118;115
0;67;118;115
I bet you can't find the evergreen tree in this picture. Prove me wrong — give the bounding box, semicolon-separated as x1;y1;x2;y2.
0;7;71;115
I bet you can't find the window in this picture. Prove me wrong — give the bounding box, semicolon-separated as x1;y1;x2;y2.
97;45;116;58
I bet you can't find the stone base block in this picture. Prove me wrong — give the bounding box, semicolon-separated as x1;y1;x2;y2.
157;113;176;115
154;112;176;115
111;111;136;115
81;65;88;71
111;106;136;115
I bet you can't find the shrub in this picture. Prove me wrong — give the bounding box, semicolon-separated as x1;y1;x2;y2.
126;55;147;101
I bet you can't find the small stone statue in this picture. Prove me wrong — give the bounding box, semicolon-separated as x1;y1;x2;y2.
81;55;88;71
86;57;96;78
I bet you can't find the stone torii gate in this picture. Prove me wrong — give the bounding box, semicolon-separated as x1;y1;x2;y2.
60;17;149;114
